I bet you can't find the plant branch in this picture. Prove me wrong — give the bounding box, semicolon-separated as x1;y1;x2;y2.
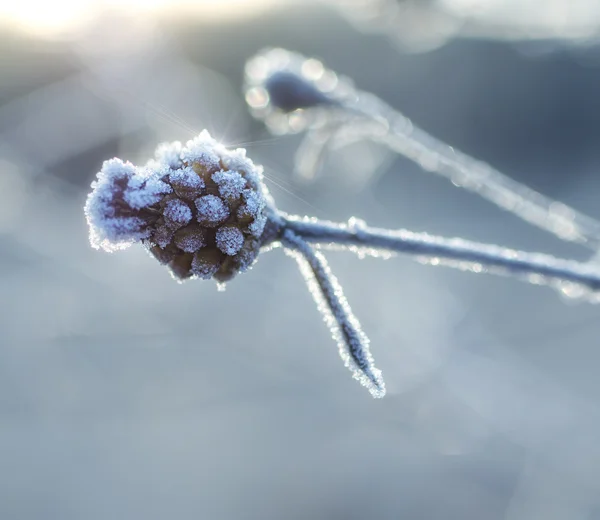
281;229;386;397
281;214;600;295
344;93;600;250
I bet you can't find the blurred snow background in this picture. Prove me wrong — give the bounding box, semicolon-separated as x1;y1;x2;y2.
2;1;600;518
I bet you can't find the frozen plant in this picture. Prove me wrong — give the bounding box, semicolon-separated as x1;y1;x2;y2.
85;131;600;398
244;48;600;253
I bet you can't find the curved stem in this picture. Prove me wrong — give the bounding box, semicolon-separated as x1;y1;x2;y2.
282;215;600;294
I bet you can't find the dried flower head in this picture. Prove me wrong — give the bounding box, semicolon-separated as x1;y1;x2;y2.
85;130;272;282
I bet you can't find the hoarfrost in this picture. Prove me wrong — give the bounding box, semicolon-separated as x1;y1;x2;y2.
153;141;183;169
220;146;256;177
283;229;386;398
85;158;158;252
123;174;172;210
174;227;206;253
216;226;245;256
195;195;230;226
191;250;222;279
212;170;246;200
181;130;222;169
164;199;192;228
239;189;268;237
169;167;205;189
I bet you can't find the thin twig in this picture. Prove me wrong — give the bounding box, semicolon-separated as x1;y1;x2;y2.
282;229;386;397
348;92;600;249
282;215;600;294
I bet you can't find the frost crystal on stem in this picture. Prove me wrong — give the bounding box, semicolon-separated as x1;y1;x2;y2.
283;230;386;398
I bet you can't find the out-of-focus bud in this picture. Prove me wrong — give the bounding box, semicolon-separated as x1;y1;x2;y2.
244;48;356;135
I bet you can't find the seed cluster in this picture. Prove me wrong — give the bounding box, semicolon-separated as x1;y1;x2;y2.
146;155;266;281
85;131;269;282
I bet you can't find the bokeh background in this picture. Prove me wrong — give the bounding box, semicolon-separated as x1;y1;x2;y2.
2;1;600;518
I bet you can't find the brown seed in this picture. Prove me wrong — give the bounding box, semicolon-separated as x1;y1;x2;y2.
191;247;223;279
168;253;194;279
173;225;206;253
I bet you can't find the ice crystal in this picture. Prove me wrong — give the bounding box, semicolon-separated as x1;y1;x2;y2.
169;166;205;200
212;170;247;201
283;229;386;398
216;226;245;256
195;194;230;227
180;131;222;169
153;141;183;169
84;158;170;252
164;199;192;228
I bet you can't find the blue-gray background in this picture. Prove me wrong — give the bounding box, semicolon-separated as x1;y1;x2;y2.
2;1;600;518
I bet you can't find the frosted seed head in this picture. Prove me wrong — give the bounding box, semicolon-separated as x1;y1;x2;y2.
191;247;223;279
238;189;267;237
86;130;273;283
212;170;247;202
235;237;261;273
163;199;192;229
181;131;222;170
216;225;245;256
152;224;174;249
195;194;230;227
169;167;205;200
173;225;206;253
153;141;183;169
84;158;166;252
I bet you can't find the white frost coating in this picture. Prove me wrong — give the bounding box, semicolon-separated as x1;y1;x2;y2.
191;253;220;279
174;228;206;253
195;194;229;225
220;147;259;180
239;189;267;237
85;158;164;252
216;226;245;256
284;216;600;296
181;130;222;169
123;174;171;210
164;199;192;228
169;167;205;189
212;170;246;200
153;225;173;249
283;229;386;398
153;141;183;169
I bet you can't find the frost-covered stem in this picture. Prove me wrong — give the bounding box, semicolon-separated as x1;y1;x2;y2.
282;215;600;292
348;93;600;250
282;229;386;397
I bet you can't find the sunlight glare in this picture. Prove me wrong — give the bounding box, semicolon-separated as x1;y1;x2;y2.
0;0;278;36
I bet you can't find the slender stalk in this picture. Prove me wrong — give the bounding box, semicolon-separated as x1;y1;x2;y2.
281;215;600;293
345;92;600;250
282;229;386;397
